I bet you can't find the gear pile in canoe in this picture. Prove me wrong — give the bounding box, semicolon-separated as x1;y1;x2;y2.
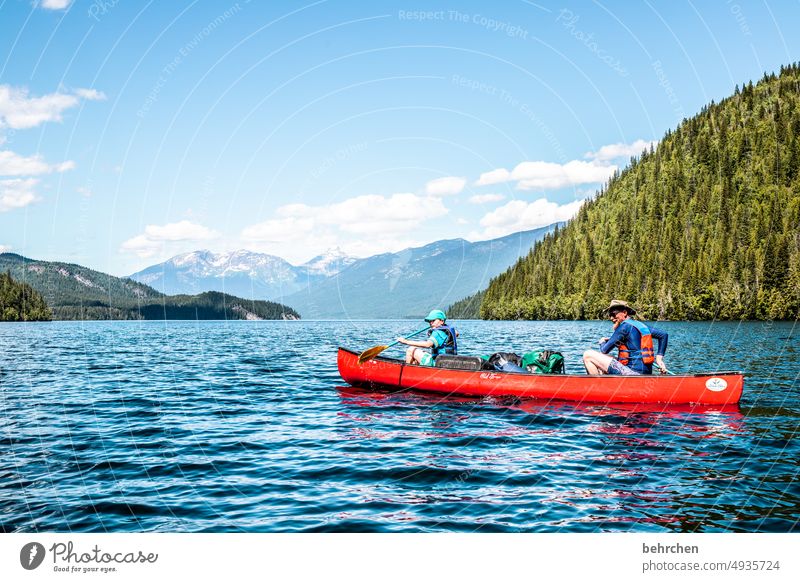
337;347;744;405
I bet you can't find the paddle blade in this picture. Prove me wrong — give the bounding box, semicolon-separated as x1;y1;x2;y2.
357;345;388;365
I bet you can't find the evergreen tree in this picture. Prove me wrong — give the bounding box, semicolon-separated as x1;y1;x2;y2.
0;271;52;321
456;64;800;321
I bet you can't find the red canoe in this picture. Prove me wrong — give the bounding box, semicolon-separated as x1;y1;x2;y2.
337;347;743;405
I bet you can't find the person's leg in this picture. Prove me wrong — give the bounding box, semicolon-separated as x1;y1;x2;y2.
418;352;435;367
607;360;641;376
583;350;614;375
409;348;426;365
405;346;416;364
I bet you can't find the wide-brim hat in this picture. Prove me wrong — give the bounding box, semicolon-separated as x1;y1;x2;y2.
602;299;637;315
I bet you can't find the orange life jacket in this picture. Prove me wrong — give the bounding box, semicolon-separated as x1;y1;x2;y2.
617;343;631;366
615;320;654;365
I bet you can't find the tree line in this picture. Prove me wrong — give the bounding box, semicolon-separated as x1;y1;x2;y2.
460;64;800;321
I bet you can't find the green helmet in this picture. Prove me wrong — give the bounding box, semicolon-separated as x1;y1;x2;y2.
424;309;446;322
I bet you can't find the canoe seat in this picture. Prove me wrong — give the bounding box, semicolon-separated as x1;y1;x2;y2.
434;355;484;371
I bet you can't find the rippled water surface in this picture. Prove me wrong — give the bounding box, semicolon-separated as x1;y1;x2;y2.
1;320;798;532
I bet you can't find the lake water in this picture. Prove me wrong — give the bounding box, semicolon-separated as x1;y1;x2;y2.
1;319;798;532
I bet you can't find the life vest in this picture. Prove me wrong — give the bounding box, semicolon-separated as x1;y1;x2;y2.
617;343;631;366
428;324;458;357
616;320;654;365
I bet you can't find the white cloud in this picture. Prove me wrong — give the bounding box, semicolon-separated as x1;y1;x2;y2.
585;139;655;162
0;244;11;253
241;193;450;262
249;193;448;237
40;0;73;10
73;88;106;101
473;197;585;239
119;235;161;258
0;178;39;212
323;193;448;234
425;176;467;197
0;150;74;176
468;193;505;204
476;148;631;191
0;84;102;214
476;161;615;190
512;160;616;190
0;85;102;130
476;168;511;186
0;146;76;215
240;216;315;244
120;220;220;258
143;221;219;242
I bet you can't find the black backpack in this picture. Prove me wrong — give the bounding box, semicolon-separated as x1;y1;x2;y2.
483;352;528;373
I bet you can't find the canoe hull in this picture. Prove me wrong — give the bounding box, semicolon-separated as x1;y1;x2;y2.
337;348;743;405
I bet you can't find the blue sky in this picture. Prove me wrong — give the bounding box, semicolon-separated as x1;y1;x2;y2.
0;0;797;275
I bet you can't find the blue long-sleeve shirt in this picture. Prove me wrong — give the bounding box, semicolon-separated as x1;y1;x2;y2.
600;319;668;373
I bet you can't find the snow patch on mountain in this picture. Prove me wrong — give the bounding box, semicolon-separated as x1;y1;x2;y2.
300;248;357;277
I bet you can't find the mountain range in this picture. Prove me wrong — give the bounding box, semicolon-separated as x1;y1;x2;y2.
129;248;355;299
129;225;559;319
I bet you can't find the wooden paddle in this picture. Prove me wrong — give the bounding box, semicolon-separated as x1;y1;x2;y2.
357;326;429;365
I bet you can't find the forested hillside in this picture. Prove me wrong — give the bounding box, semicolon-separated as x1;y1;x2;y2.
0;271;52;321
447;290;484;319
0;253;161;319
136;291;300;321
479;64;800;321
0;254;299;321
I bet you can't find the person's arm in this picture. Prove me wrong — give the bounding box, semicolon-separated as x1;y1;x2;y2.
398;329;445;349
650;326;668;356
397;337;434;348
599;325;626;354
650;326;669;373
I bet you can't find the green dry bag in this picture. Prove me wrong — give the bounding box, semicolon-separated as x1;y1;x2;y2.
521;350;565;374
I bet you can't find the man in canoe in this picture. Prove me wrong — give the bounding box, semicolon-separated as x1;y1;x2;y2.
397;309;458;366
583;300;669;375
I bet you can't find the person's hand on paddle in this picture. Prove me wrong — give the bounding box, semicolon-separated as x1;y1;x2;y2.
358;326;431;364
654;355;668;375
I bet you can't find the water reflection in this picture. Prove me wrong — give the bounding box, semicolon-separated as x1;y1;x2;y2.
335;384;770;532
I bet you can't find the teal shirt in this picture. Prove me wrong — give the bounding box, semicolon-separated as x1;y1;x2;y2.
428;328;448;350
